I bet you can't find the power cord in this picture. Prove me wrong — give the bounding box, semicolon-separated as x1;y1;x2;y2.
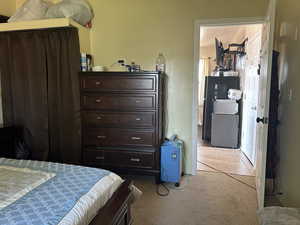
156;174;190;196
156;160;255;197
156;183;170;197
198;160;257;190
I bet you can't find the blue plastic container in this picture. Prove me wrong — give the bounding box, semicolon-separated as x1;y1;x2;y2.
160;138;183;186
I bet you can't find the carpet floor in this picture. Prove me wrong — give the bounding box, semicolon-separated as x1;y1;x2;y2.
197;147;255;176
130;171;259;225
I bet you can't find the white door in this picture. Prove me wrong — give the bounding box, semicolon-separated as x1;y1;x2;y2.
255;0;277;209
241;66;259;165
198;59;207;126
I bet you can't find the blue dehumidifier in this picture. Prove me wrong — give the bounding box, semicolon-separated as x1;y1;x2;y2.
161;136;183;187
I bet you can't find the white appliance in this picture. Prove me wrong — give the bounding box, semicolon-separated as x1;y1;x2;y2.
228;89;242;100
213;100;239;115
212;99;240;148
211;114;239;148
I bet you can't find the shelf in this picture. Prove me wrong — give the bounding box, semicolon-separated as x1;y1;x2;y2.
0;18;91;53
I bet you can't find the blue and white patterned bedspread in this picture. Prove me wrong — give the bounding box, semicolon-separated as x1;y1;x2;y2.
0;158;110;225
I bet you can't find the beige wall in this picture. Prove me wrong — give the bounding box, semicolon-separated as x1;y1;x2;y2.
275;0;300;207
200;45;215;73
88;0;268;173
16;0;26;9
0;1;16;16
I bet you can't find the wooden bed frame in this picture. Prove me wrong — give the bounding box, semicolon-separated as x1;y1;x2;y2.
0;125;134;225
90;180;134;225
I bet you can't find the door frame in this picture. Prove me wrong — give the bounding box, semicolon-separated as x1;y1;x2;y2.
256;0;277;209
192;17;265;176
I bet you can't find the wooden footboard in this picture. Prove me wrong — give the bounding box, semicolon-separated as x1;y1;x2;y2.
89;180;134;225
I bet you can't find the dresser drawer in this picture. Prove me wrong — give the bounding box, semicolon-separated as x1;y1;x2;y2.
82;112;155;128
83;128;155;147
81;95;156;110
81;75;156;92
83;149;105;165
83;149;155;169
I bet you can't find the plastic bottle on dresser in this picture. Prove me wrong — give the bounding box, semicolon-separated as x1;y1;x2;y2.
156;53;166;73
81;53;87;71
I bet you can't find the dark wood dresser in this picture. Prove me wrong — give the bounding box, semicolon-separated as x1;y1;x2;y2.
79;72;165;182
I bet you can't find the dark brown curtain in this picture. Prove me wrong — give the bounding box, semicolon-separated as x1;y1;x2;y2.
0;28;81;164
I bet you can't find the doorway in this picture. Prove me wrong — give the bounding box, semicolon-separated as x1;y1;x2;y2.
195;23;263;177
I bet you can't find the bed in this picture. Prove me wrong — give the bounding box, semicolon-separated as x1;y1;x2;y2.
0;158;135;225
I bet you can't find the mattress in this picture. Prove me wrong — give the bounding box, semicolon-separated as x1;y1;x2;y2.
0;158;123;225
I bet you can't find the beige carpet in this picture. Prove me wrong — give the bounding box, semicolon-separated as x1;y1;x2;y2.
131;172;258;225
197;126;255;176
197;147;255;176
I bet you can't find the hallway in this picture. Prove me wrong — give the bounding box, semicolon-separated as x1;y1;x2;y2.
197;126;255;176
198;146;255;176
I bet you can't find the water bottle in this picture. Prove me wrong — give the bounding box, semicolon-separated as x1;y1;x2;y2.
156;53;166;73
81;53;87;71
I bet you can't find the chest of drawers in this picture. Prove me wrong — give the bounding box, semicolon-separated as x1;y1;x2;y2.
80;72;165;182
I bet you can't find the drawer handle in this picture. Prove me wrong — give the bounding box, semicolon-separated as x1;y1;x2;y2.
96;156;104;160
95;81;102;86
97;135;107;139
135;100;142;103
131;158;141;162
95;99;102;103
96;116;102;120
131;137;142;141
135;118;142;121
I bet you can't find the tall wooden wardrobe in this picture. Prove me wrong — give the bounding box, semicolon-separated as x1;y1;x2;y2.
0;27;81;164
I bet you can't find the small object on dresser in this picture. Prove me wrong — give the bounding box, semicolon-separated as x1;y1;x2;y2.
130;61;141;72
135;64;141;72
87;54;93;71
93;66;105;72
0;15;9;23
110;59;142;72
156;53;166;73
131;61;136;71
81;53;87;71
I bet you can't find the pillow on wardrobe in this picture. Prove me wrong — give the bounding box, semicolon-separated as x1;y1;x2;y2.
45;0;94;26
8;0;51;23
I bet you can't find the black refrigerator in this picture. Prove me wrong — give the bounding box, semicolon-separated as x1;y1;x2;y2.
202;76;240;141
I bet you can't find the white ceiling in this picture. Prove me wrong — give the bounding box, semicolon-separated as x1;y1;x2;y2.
200;25;253;47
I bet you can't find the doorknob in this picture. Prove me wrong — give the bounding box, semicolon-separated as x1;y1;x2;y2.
256;117;268;124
